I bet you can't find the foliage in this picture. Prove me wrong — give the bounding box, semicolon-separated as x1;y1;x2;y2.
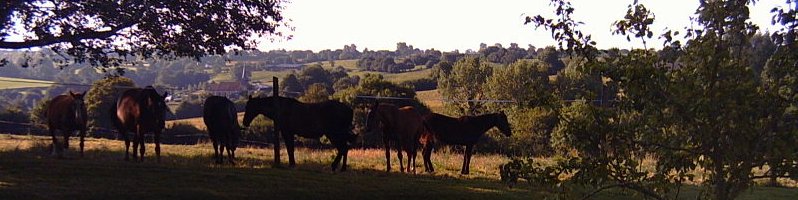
0;103;29;123
504;1;798;200
29;98;49;128
0;0;287;71
85;77;135;130
298;83;330;103
437;56;493;116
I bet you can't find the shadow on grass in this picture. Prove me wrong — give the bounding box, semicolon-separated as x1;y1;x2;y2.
0;139;543;200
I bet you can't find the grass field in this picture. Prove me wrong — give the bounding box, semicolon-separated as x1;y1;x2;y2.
1;134;797;199
0;77;54;90
417;89;444;113
309;59;360;71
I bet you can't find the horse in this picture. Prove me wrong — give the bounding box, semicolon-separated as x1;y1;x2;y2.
243;95;356;171
46;91;88;157
365;103;425;173
421;112;512;174
203;96;241;164
113;86;169;162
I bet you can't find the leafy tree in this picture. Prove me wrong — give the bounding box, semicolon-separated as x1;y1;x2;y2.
505;1;798;200
280;73;304;97
298;83;330;103
437;56;492;115
85;77;135;131
1;0;287;70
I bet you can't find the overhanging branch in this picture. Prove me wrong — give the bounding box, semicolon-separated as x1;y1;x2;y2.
0;22;135;49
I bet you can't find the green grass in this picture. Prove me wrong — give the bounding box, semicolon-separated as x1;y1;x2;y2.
1;134;796;199
0;77;53;90
0;134;537;199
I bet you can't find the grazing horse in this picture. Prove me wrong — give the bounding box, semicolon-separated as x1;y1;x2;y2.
243;95;355;171
114;86;169;162
421;112;512;174
365;103;424;173
46;91;88;157
203;96;241;164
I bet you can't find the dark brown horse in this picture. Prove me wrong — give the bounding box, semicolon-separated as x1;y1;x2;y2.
203;96;240;164
421;112;512;174
243;95;355;171
365;103;425;173
113;86;169;162
46;91;88;157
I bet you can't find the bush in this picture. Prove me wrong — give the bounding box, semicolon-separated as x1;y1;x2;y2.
0;105;29;123
163;122;205;144
244;115;274;144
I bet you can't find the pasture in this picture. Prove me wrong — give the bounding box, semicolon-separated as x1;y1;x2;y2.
0;77;54;90
1;134;796;199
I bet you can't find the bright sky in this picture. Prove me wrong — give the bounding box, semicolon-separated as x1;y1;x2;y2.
258;0;791;52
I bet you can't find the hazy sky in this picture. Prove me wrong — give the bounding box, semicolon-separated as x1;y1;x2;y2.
257;0;790;52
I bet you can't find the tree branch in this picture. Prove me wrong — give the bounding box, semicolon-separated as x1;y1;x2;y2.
0;22;135;49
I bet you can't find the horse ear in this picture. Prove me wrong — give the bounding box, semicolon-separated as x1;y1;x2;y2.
69;90;75;97
248;94;253;99
162;91;169;99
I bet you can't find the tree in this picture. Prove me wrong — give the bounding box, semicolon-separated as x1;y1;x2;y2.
299;83;330;103
437;56;492;116
85;77;135;131
0;0;287;70
505;1;798;200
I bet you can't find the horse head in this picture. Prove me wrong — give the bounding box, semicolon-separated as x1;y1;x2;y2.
243;95;277;127
364;102;383;135
495;111;512;137
69;91;88;128
143;87;169;128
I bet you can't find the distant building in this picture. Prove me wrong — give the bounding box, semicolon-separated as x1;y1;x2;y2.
205;81;248;98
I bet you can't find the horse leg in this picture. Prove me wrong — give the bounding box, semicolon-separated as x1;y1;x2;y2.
131;133;139;160
121;130;130;161
50;128;59;157
422;143;434;172
154;131;161;163
79;129;86;158
212;139;220;164
341;144;349;171
330;136;345;171
227;143;236;165
383;135;391;172
397;143;405;173
462;145;473;175
284;134;296;168
62;131;70;153
137;128;145;162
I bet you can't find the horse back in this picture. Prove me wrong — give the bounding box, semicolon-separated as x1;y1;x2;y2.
47;95;84;131
203;96;240;139
282;100;352;138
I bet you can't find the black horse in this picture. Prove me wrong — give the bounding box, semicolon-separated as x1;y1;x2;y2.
46;91;88;157
243;95;355;171
421;112;512;174
203;96;241;164
113;86;169;162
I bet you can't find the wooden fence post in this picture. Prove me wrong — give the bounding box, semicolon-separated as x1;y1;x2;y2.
272;76;281;168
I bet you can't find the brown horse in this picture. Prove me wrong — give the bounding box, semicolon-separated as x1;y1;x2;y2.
113;86;169;162
244;95;356;171
421;112;512;174
365;103;425;173
46;91;88;157
203;96;240;164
